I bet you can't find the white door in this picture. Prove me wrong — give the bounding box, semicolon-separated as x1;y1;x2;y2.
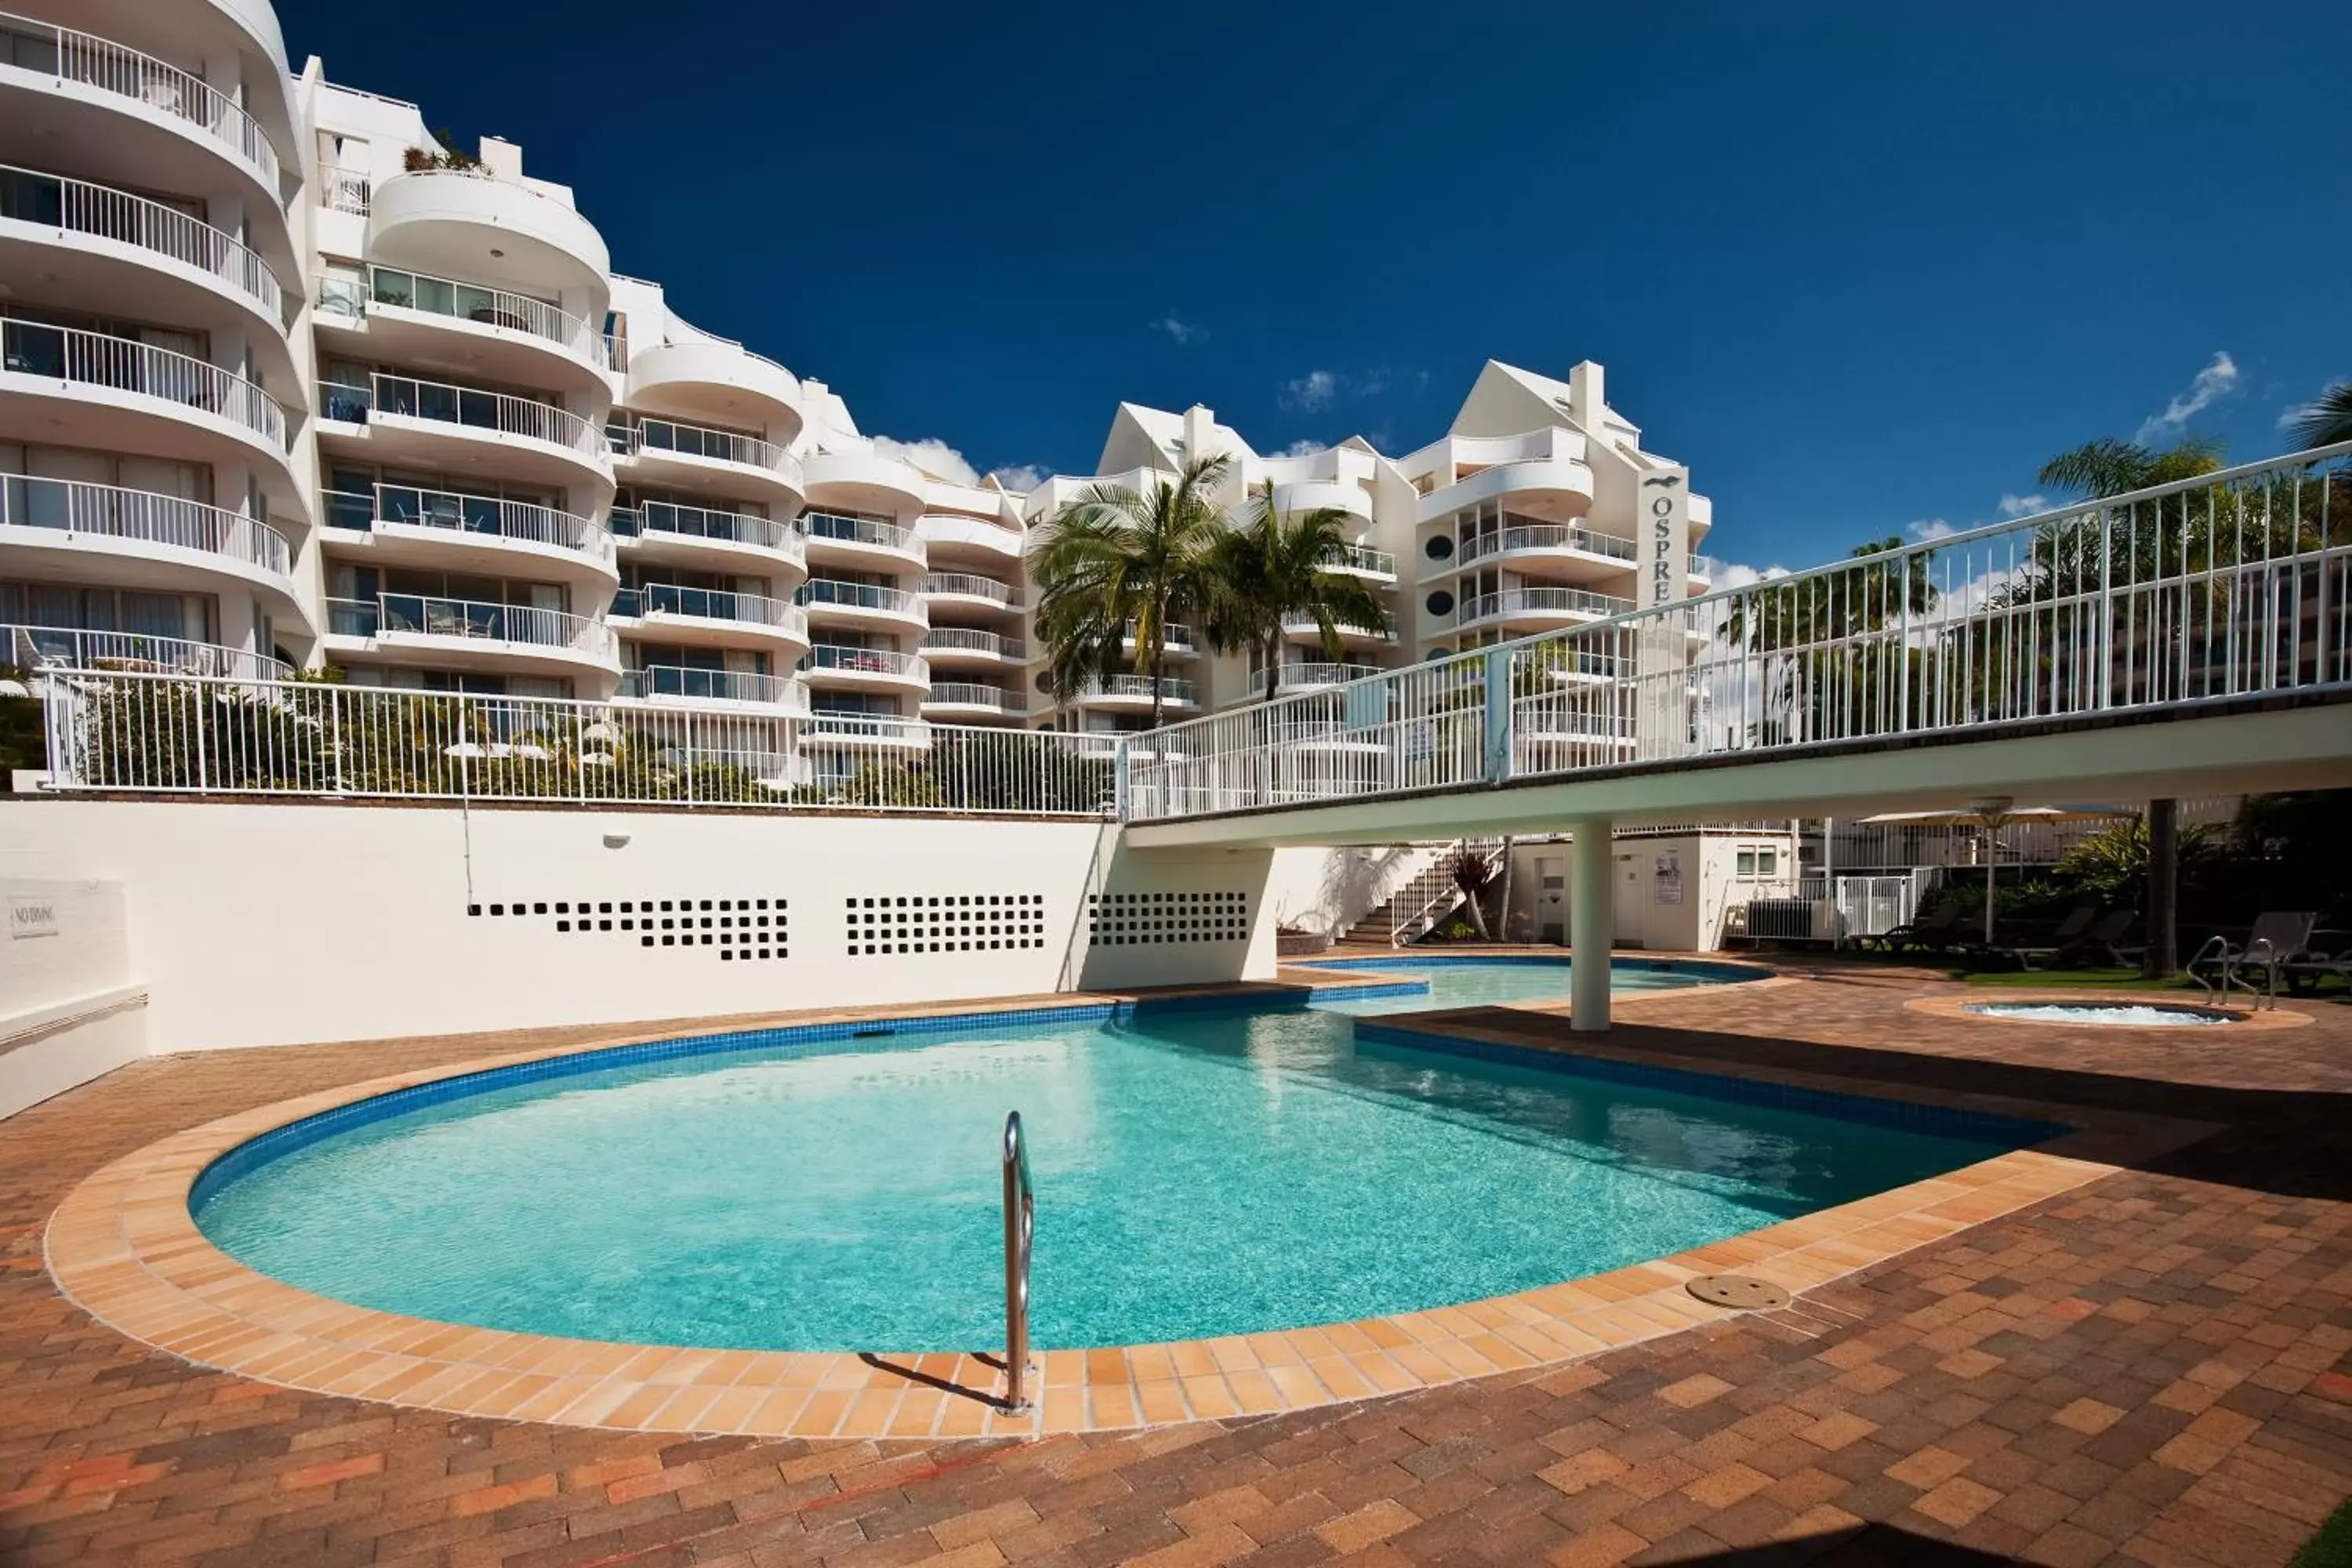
1615;855;1645;946
1536;857;1566;945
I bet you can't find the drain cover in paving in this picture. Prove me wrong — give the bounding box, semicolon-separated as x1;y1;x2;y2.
1686;1273;1791;1310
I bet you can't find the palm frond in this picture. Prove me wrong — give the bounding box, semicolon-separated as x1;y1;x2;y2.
2291;383;2352;451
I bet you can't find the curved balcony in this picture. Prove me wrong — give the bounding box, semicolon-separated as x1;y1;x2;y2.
0;12;285;229
919;571;1019;612
322;482;615;587
802;644;930;695
366;168;609;307
1455;586;1632;633
320;372;610;499
315;265;603;392
0;168;292;382
1121;622;1199;661
1074;675;1199;713
608;416;801;509
920;683;1026;720
1321;543;1397;583
1449;522;1636;578
1243;662;1385;699
624;338;802;441
801;713;931;752
0;319;295;496
324;593;619;682
915;512;1024;560
797;576;926;633
1416;452;1595;526
1;474;300;610
802;448;927;517
804;509;925;574
608;583;808;655
2;622;291;681
1280;611;1397;648
918;627;1025;667
609;499;804;578
615;662;808;715
1275;479;1374;522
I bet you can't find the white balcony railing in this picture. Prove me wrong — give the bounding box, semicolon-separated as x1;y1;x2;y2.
1123;621;1196;652
619;664;804;710
1457;586;1633;625
323;372;601;459
1457;524;1637;566
1244;662;1385;698
0;11;282;190
612;583;804;637
608;500;799;558
1280;611;1397;640
325;484;609;563
601;333;628;372
798;579;925;619
608;416;789;475
321;165;371;215
1327;543;1398;576
3;475;291;575
2;622;291;681
0;166;285;320
2;319;287;448
806;510;919;554
920;627;1025;660
926;683;1025;714
1083;675;1199;706
328;593;615;659
317;265;590;358
805;644;927;681
920;572;1018;605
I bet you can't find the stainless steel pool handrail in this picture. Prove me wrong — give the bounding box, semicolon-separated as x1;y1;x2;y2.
1002;1110;1036;1412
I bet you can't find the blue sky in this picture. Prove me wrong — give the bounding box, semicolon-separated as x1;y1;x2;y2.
281;0;2349;576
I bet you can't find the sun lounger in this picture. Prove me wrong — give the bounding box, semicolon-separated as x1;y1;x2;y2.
1991;903;2101;971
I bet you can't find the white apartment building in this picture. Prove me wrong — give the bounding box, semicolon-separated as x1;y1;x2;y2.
0;0;1709;746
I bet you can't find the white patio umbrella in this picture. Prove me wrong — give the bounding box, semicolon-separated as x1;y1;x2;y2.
1857;800;2138;946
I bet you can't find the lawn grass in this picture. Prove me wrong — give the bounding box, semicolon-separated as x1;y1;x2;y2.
2292;1498;2352;1568
1958;968;2198;990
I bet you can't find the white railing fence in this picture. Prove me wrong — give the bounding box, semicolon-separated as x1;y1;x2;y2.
361;265;588;355
328;594;616;660
3;625;290;681
325;372;600;458
3;320;286;448
0;10;282;188
326;484;610;562
1130;445;2352;822
37;670;1114;816
2;475;291;574
1;166;284;318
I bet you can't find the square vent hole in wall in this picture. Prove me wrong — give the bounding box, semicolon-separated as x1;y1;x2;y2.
845;894;1049;957
466;898;789;960
1087;891;1250;946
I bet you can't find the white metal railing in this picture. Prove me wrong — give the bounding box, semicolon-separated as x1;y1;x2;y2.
1391;837;1503;945
1457;524;1638;566
799;578;926;620
609;499;800;561
920;572;1018;605
0;11;282;190
806;644;927;681
3;320;286;448
324;372;600;459
0;166;285;320
1123;621;1196;652
327;593;616;659
601;333;628;372
2;475;291;575
39;669;1115;815
926;682;1025;713
1281;611;1398;641
1327;543;1398;576
608;416;789;475
920;627;1025;660
1083;674;1199;706
612;583;804;637
1457;586;1633;626
806;510;920;555
321;165;371;215
336;265;590;357
2;624;290;681
618;664;805;711
1245;662;1385;698
1128;445;2352;822
325;484;610;563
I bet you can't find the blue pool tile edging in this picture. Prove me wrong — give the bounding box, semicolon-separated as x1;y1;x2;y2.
1297;955;1766;982
1352;1022;2067;1147
188;981;1432;1211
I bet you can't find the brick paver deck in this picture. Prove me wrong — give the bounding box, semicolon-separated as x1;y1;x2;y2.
4;961;2350;1566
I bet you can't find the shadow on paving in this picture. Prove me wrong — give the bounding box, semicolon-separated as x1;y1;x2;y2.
1656;1522;2024;1563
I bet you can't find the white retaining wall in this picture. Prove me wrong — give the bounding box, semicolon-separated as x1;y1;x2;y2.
0;801;1276;1055
1;878;147;1117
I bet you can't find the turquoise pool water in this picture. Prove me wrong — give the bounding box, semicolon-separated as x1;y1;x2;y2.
194;961;2037;1352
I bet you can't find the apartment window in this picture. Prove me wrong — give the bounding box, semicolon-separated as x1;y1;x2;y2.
1734;846;1779;880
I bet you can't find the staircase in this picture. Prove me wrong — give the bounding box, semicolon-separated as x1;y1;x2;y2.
1342;837;1504;946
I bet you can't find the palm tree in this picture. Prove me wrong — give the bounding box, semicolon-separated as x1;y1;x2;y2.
1198;483;1391;703
2036;435;2225;499
2290;383;2352;450
1029;454;1231;731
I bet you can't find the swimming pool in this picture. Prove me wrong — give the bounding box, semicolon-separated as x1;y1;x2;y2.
193;962;2046;1354
1963;1000;2236;1027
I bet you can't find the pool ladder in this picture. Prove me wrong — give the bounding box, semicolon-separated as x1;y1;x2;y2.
1002;1111;1036;1412
2190;935;2279;1011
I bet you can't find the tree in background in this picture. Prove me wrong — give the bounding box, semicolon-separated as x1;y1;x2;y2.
1029;454;1230;731
1197;482;1390;705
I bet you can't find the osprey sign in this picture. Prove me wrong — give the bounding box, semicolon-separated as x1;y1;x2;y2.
1636;466;1690;608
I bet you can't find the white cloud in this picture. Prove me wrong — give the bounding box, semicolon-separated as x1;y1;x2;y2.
1280;370;1338;412
1707;560;1790;593
1150;315;1203;344
1269;439;1323;457
987;464;1047;493
869;437;1049;493
2133;350;2239;444
1907;519;1958;543
1996;493;2048;519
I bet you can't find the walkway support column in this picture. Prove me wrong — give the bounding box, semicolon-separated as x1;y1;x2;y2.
1570;820;1613;1032
2145;798;2178;978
